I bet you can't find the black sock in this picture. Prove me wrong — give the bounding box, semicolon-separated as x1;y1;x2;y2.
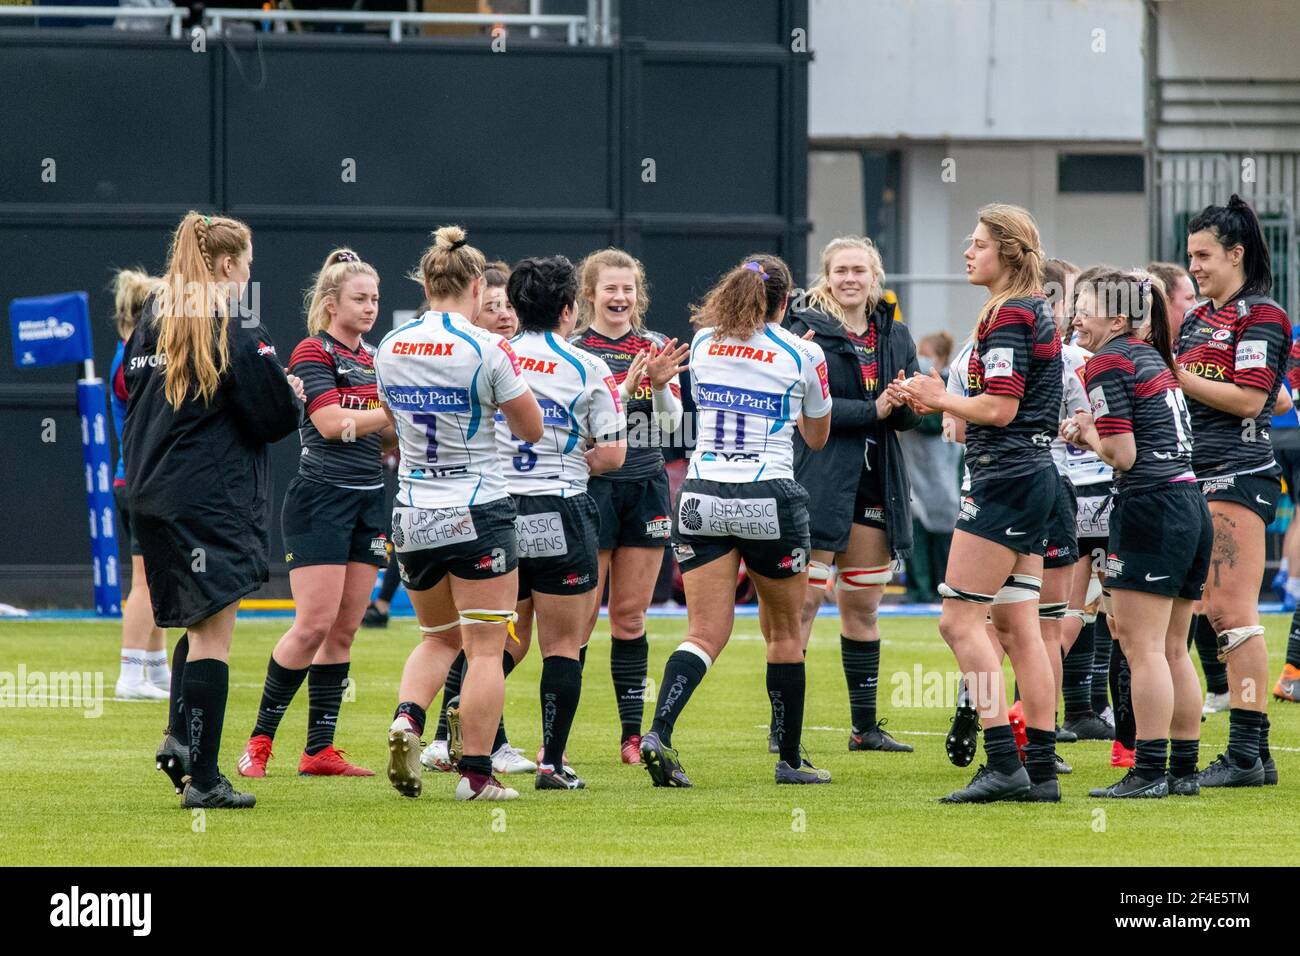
1023;726;1057;783
611;635;649;740
168;633;190;746
305;661;349;755
984;723;1021;775
1091;615;1112;714
184;658;229;789
1170;738;1199;777
394;701;426;736
1194;614;1228;694
1227;709;1263;768
841;637;880;732
1062;620;1095;719
649;649;708;747
251;657;309;741
1260;714;1272;764
492;650;515;753
1134;738;1168;780
459;754;491;776
767;662;807;767
1110;640;1136;750
435;651;467;741
1286;608;1300;669
540;656;583;770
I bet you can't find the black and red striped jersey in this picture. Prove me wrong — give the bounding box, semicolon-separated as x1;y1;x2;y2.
289;331;383;488
569;326;681;482
844;323;880;400
1286;334;1300;391
1082;336;1193;493
964;294;1062;481
1176;294;1290;477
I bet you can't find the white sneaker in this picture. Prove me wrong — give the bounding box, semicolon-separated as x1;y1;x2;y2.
115;678;170;701
454;773;518;801
491;743;537;775
1203;691;1230;714
1098;706;1115;729
420;739;453;772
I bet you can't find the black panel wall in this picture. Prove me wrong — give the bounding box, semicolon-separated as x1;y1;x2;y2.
0;1;808;606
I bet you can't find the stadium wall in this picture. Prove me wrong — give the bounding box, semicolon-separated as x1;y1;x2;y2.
0;0;810;608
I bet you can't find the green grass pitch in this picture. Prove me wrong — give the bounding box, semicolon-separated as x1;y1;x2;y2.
1;614;1294;866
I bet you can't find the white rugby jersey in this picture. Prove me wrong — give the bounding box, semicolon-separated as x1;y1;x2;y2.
495;330;626;497
374;310;529;508
686;323;832;482
1052;342;1112;486
948;339;975;493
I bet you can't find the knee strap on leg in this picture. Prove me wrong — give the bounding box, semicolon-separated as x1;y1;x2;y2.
993;574;1042;605
1039;601;1069;621
808;561;833;590
1063;608;1086;623
938;582;996;605
836;565;892;591
459;608;520;644
1216;625;1266;662
1081;610;1097;625
419;620;458;636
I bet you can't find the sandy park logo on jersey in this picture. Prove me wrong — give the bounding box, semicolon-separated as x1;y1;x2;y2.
695;384;782;419
383;385;470;412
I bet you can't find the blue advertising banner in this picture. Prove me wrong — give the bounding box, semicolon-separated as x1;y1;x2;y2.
78;380;122;617
9;292;92;368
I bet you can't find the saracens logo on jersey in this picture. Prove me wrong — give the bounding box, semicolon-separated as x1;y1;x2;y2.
257;341;276;357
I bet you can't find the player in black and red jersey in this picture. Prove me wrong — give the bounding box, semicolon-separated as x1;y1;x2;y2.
1276;337;1300;704
1175;195;1290;787
1063;270;1210;798
238;249;393;779
570;248;687;764
896;203;1062;803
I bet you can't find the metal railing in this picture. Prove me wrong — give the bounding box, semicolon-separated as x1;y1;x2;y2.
0;5;185;39
0;5;607;46
203;8;595;45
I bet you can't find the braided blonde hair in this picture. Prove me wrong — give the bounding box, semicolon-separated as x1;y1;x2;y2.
155;211;251;409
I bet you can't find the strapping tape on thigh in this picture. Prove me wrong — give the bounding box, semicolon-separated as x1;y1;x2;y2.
1099;589;1112;616
938;582;995;605
836;565;891;591
808;561;833;589
419;620;458;636
1216;625;1265;662
993;574;1042;605
459;608;521;644
1039;601;1069;621
1063;608;1086;623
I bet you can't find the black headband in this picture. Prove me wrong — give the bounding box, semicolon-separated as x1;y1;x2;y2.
449;238;468;251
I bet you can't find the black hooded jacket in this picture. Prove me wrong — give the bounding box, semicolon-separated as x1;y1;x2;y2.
123;308;302;627
786;300;920;558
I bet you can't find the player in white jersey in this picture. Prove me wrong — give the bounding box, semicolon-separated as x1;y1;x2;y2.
495;256;627;790
640;255;833;788
1036;258;1111;751
376;226;543;803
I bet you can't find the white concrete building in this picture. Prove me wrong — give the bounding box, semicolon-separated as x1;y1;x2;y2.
808;0;1300;339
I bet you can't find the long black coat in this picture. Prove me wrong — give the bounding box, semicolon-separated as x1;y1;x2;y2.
787;301;920;558
124;309;302;628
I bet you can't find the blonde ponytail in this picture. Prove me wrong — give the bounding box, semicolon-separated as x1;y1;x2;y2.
154;211;251;409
